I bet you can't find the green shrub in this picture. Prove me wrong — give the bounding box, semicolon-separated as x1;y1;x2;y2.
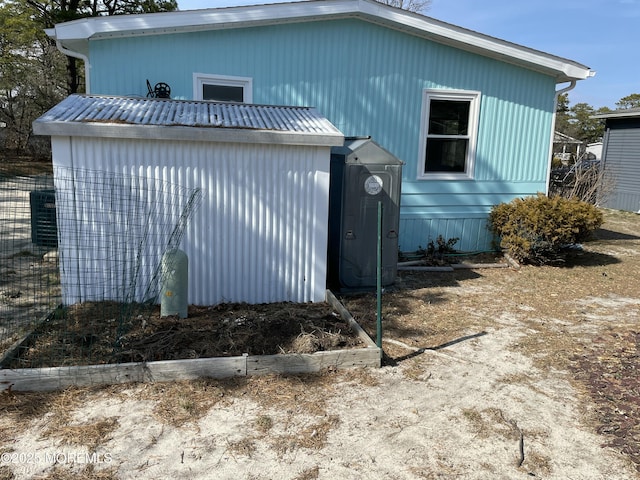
488;193;603;265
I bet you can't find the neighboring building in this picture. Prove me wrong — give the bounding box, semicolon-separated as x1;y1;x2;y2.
586;142;603;161
553;131;584;165
44;0;594;252
593;108;640;213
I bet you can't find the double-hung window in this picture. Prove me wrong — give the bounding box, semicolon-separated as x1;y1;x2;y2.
418;89;480;180
193;73;253;103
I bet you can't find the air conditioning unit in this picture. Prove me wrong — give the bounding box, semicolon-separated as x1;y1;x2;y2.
30;189;58;247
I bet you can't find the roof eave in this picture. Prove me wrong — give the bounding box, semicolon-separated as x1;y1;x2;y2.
48;0;593;83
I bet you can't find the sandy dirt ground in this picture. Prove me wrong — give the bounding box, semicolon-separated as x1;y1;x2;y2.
1;209;640;480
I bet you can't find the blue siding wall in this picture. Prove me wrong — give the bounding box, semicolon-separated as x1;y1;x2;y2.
90;19;556;251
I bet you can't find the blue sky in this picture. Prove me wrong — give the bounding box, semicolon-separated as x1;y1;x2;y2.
177;0;639;110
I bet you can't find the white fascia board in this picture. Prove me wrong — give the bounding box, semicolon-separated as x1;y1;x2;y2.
48;0;592;82
592;109;640;120
32;120;345;147
49;1;354;41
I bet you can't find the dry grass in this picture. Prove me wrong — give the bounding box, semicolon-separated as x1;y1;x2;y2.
461;407;521;442
293;466;320;480
0;466;14;480
31;464;119;480
34;388;119;451
242;373;338;416
332;365;380;387
523;451;552;477
460;406;554;472
0;385;121;461
270;415;340;455
135;379;233;427
224;437;257;459
254;414;274;434
0;391;51;429
341;271;497;363
47;418;119;451
239;374;344;457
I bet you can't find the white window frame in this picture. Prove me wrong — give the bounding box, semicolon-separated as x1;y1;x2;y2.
193;73;253;103
417;89;481;180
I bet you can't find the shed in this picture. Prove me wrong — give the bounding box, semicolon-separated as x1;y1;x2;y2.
33;94;344;306
592;108;640;213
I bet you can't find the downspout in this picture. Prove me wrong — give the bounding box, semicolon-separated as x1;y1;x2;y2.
54;38;91;94
545;80;576;195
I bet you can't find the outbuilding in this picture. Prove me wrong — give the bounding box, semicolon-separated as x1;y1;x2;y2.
33;94;344;306
593;108;640;213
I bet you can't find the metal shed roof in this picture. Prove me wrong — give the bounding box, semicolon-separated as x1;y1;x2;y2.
553;131;582;144
33;94;344;146
46;0;593;84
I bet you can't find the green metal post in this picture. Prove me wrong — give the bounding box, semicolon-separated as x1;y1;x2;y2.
376;201;383;349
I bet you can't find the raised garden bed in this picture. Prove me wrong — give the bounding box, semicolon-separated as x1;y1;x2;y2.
0;291;380;392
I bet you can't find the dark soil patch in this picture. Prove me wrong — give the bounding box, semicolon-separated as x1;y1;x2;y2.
570;328;640;472
6;301;364;368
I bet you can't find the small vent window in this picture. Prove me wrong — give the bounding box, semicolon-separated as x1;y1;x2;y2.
193;73;253;103
202;84;244;103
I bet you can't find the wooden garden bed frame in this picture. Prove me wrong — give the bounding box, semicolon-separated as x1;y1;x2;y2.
0;291;380;392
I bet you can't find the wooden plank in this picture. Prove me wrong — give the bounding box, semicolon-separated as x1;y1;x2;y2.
2;348;379;392
246;348;381;376
326;289;378;349
143;356;247;382
451;262;508;269
0;307;62;368
0;362;145;392
0;356;247;392
397;266;454;272
0;332;37;368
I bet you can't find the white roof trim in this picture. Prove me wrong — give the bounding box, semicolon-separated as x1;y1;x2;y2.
592;108;640;120
48;0;592;83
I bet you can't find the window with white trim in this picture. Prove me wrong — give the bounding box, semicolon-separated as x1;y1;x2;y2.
193;73;253;103
418;89;480;180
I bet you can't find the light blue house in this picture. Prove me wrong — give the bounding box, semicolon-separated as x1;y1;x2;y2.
46;0;594;252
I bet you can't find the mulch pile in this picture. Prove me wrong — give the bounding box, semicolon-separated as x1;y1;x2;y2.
6;301;363;368
570;328;640;472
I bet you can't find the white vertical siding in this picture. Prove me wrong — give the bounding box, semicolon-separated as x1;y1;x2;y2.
51;136;330;306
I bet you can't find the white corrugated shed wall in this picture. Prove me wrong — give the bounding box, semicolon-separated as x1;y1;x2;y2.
51;135;331;306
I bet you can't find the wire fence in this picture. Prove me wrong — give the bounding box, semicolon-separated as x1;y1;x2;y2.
0;166;201;369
